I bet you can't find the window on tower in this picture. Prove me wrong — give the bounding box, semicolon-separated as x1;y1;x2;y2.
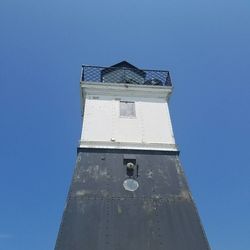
120;101;136;118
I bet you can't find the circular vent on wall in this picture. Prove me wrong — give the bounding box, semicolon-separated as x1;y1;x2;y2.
123;179;139;192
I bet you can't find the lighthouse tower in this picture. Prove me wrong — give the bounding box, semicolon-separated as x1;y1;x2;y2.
55;61;210;250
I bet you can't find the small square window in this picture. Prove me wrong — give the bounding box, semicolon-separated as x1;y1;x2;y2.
120;101;136;117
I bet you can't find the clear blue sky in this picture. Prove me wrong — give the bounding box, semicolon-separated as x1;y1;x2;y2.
0;0;249;249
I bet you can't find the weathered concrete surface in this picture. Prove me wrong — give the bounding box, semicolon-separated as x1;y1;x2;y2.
55;149;210;250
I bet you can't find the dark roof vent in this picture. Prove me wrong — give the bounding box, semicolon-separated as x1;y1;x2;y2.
101;61;146;84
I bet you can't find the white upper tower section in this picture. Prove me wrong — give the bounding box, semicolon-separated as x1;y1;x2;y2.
79;61;177;151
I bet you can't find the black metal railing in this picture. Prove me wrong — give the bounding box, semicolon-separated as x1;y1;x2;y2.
81;65;172;86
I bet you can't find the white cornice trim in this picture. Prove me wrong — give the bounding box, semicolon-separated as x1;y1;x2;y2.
79;140;178;152
80;81;172;99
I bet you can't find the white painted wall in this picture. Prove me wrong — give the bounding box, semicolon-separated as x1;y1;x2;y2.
81;94;176;149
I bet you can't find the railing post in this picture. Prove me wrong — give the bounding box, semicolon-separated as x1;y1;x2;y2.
123;67;126;82
81;65;85;81
166;72;172;86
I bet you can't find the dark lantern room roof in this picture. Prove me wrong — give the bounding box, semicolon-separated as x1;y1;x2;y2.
101;61;146;78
